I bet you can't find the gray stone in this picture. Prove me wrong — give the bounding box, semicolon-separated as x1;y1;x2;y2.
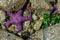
58;0;60;13
0;30;23;40
28;30;43;40
0;0;25;11
43;23;60;40
30;0;50;10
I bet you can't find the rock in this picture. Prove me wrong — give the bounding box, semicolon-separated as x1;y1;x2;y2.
30;0;49;10
24;21;30;30
32;14;38;20
58;0;60;13
33;20;42;31
8;25;18;32
31;11;43;31
0;30;23;40
21;30;31;40
0;0;25;11
0;10;5;23
28;29;35;34
43;23;60;40
24;10;31;17
28;30;43;40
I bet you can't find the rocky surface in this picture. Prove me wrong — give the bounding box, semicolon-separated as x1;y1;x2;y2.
0;30;23;40
0;0;25;11
1;18;60;40
0;29;43;40
0;0;60;40
58;0;60;13
0;10;5;23
43;23;60;40
28;30;43;40
30;0;50;10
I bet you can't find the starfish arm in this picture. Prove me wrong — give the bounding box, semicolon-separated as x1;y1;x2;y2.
17;10;23;15
53;4;58;14
22;16;33;22
15;23;22;32
54;10;59;14
5;20;13;29
6;11;14;17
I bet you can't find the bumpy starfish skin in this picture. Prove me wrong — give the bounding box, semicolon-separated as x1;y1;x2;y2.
5;10;33;32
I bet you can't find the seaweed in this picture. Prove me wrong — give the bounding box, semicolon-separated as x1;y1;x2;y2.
41;12;60;29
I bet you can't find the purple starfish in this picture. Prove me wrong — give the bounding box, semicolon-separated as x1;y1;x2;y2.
5;10;33;32
53;4;59;14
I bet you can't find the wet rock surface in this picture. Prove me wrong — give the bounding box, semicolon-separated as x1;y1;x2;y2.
0;10;5;23
30;0;50;9
58;0;60;13
28;30;43;40
43;23;60;40
0;0;25;11
0;30;23;40
0;0;60;40
0;29;43;40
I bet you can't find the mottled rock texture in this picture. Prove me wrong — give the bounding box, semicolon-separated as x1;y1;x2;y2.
0;30;23;40
0;0;25;11
58;0;60;13
30;0;50;9
0;10;5;23
43;23;60;40
28;30;43;40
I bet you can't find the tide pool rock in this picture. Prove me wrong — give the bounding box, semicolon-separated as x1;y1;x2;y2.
33;20;42;31
0;30;23;40
30;0;49;9
43;23;60;40
32;14;38;20
8;25;17;32
28;30;43;40
0;10;5;23
58;0;60;13
24;21;30;29
33;15;43;31
0;0;25;11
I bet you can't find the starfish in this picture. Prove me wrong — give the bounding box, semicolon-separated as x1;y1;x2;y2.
5;10;33;32
53;4;59;14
